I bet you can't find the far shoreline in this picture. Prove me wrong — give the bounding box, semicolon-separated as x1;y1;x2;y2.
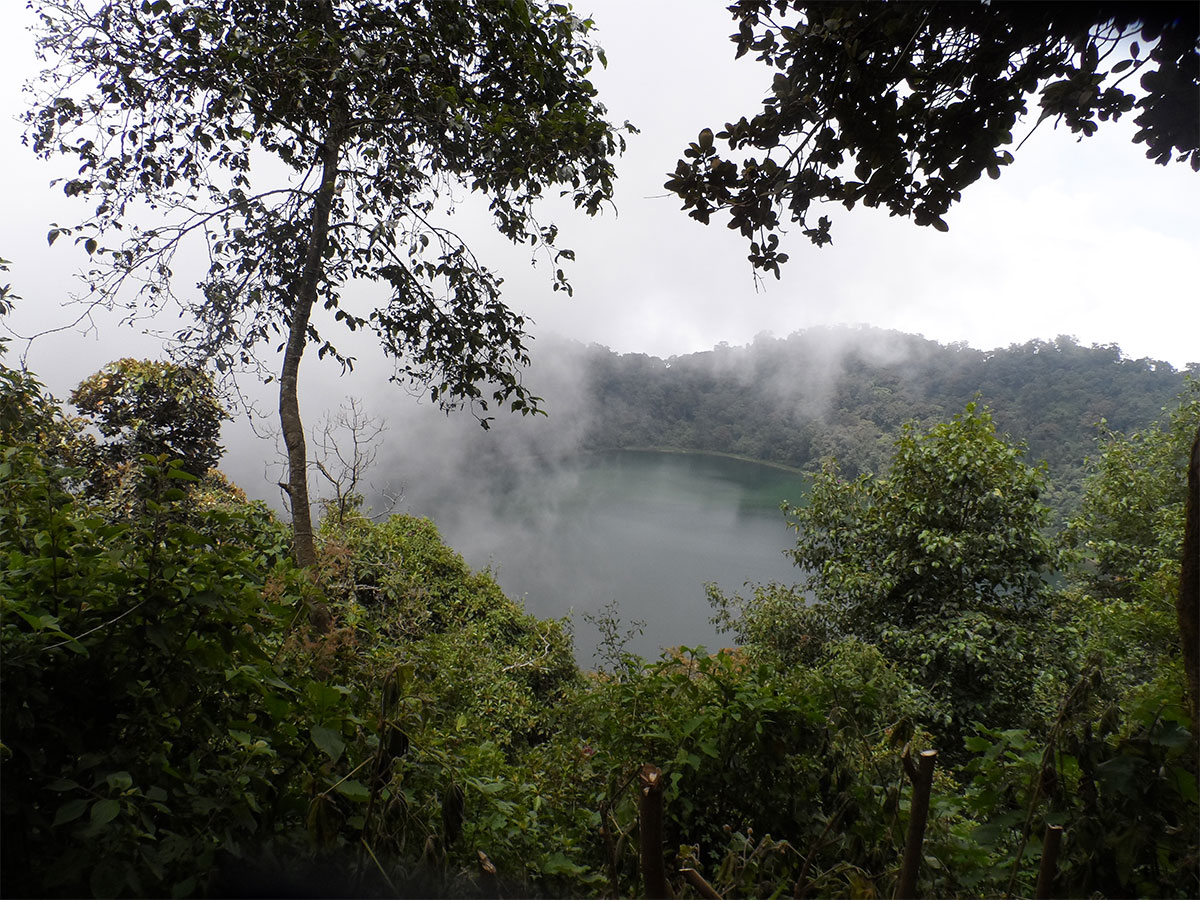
467;445;812;478
608;445;808;475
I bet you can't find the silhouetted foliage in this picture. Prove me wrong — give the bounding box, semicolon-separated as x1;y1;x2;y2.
668;1;1199;272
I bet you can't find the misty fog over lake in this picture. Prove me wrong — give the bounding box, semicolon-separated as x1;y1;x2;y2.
217;327;1191;672
388;450;808;663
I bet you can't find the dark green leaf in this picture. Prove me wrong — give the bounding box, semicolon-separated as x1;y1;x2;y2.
310;725;345;763
335;779;370;803
53;798;89;826
90;798;121;827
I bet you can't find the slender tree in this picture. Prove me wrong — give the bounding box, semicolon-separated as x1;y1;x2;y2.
26;0;629;569
1182;426;1199;721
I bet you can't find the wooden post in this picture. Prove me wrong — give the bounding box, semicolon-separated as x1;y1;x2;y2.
680;867;723;900
895;749;937;900
476;850;500;898
639;764;674;900
1033;825;1063;900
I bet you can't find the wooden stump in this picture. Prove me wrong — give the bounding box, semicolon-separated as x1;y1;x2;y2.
895;749;937;900
639;764;674;900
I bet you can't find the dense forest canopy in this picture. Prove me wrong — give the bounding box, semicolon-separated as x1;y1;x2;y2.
571;327;1190;514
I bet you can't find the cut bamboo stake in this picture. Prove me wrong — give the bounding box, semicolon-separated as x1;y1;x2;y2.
639;763;674;900
1033;825;1063;900
895;748;938;900
476;849;500;898
680;867;723;900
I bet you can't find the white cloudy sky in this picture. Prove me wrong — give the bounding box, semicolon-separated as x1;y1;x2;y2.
1;0;1197;403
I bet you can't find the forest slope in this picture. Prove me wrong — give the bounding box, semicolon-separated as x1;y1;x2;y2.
575;328;1191;513
2;355;1196;898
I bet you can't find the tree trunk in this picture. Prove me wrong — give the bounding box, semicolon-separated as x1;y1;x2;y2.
279;2;346;602
1179;425;1199;723
280;202;324;575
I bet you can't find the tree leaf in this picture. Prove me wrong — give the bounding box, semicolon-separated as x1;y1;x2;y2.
90;798;121;827
334;778;370;803
310;724;345;763
53;797;89;826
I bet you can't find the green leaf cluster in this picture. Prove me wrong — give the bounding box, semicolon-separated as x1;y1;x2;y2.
1065;377;1199;602
754;404;1059;747
69;358;229;482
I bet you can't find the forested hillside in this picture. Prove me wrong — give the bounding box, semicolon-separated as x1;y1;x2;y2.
576;328;1191;513
5;0;1196;895
3;354;1197;898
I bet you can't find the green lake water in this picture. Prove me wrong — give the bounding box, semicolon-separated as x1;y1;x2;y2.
407;449;810;663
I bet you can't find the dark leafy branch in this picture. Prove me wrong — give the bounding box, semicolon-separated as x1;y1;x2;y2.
666;1;1198;275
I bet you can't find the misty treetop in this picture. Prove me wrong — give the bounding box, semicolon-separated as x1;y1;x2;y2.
69;358;228;480
573;328;1189;513
25;0;632;569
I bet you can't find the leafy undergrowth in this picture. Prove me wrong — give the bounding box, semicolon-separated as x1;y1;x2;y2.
2;361;1196;898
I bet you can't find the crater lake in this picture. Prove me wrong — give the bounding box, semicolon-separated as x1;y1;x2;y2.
394;449;810;664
